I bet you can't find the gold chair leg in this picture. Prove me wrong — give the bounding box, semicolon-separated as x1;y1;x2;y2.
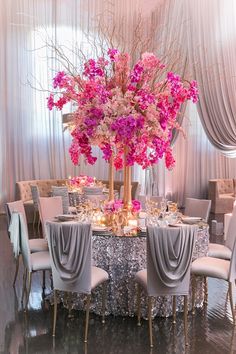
203;276;208;304
25;271;32;311
148;296;153;348
102;282;106;324
172;295;176;324
13;255;20;286
224;288;229;312
33;211;36;229
137;283;141;326
184;295;189;346
192;275;196;315
53;290;57;336
84;294;91;343
228;282;235;325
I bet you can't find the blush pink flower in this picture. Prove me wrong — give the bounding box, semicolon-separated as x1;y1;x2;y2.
48;48;198;170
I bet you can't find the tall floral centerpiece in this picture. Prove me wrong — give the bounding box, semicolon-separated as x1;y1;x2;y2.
47;48;198;224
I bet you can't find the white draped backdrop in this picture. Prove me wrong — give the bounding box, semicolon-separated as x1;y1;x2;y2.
1;0;236;211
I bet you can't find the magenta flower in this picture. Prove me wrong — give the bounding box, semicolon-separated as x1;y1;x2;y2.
47;94;54;110
48;48;198;170
104;199;141;215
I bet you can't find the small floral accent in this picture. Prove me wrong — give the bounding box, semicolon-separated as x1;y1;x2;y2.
68;175;95;188
104;199;141;214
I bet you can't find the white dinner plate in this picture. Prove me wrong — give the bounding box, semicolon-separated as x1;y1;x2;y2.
92;225;109;232
56;214;77;222
181;216;202;224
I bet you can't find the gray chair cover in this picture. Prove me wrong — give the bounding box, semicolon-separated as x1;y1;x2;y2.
184;198;211;222
8;212;21;258
225;203;236;251
38;196;63;238
9;212;32;271
46;221;92;294
7;201;29;258
6;200;28;227
137;195;163;210
51;186;69;214
208;203;236;260
147;225;197;296
83;187;103;195
30;185;40;211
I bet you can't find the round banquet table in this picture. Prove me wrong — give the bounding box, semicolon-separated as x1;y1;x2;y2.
57;225;209;318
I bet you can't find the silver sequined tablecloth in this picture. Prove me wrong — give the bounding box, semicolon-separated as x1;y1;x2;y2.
61;226;209;318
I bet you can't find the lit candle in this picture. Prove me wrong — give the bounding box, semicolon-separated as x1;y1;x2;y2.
128;219;138;228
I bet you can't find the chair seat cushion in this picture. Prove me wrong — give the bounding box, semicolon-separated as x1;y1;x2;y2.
135;269;147;291
31;251;51;271
208;243;231;260
91;266;109;290
29;239;48;253
219;194;234;199
191;257;230;280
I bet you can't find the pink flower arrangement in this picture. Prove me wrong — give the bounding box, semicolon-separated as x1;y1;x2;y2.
104;199;141;215
48;49;198;170
68;175;95;188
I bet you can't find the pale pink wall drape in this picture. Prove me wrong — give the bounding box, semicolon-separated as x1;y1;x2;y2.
186;0;236;158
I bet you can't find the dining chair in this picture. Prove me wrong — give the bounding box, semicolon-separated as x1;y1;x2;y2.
85;194;108;206
51;186;70;214
8;211;51;310
46;221;109;342
135;224;197;347
208;203;236;260
191;236;236;324
30;185;41;231
38;196;63;238
137;195;163;210
6;201;48;286
83;186;104;195
184;198;211;222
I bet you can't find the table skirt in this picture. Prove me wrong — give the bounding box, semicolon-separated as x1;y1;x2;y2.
56;226;209;318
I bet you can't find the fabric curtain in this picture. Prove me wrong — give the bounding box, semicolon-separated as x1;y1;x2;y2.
157;103;236;206
186;0;236;157
2;0;236;211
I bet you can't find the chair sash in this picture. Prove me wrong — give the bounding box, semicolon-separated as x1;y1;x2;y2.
46;222;92;293
147;225;197;296
9;212;31;270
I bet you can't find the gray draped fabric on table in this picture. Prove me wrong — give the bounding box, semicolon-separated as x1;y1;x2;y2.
46;222;92;293
147;225;197;296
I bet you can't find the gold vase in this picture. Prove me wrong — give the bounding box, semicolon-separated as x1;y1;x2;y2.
123;147;132;209
108;154;114;201
122;147;132;227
